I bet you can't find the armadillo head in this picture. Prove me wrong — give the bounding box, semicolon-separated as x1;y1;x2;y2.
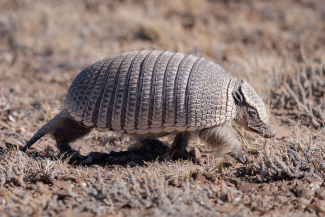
232;80;275;138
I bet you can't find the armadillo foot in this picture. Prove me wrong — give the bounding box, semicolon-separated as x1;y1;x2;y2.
171;148;189;160
171;132;191;160
61;150;93;165
230;152;252;164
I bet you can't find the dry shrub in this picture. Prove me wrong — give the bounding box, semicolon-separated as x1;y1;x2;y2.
271;48;325;127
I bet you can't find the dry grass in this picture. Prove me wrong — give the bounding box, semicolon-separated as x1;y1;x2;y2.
1;0;325;216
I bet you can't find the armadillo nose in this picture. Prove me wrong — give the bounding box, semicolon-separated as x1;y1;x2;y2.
264;126;276;138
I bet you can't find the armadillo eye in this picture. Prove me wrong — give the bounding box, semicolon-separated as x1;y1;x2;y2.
248;108;257;117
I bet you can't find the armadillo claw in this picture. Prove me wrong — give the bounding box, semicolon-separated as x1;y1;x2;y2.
62;150;93;165
230;152;252;164
171;148;189;160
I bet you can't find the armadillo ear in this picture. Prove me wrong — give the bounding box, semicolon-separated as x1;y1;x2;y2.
233;91;244;103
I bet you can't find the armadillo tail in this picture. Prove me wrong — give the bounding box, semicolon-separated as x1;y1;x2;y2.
20;110;68;152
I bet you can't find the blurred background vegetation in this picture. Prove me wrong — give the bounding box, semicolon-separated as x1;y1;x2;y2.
1;2;325;216
0;0;324;122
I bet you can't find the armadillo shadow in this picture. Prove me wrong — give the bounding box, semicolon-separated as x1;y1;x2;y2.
17;139;188;167
80;139;173;167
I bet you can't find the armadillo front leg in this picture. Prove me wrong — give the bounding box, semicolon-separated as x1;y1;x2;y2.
199;123;252;164
52;117;92;163
171;132;192;160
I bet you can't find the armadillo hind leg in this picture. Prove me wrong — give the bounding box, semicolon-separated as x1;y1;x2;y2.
21;110;69;152
171;132;192;160
198;123;252;164
52;117;92;153
52;117;93;164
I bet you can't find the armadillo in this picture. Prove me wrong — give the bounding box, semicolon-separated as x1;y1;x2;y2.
21;49;275;163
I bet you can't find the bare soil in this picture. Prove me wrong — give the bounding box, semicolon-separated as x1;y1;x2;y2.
1;0;325;216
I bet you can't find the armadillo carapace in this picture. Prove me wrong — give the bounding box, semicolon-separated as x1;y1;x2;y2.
21;49;275;163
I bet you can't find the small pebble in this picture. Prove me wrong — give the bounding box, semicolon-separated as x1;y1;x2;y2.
295;198;311;208
168;178;178;187
308;178;323;186
258;191;273;196
305;204;325;215
75;178;87;187
238;183;260;191
283;189;292;196
192;172;208;184
280;185;293;190
261;185;270;191
298;188;315;198
316;189;325;200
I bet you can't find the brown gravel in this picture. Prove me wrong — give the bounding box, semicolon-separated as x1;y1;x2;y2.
1;0;325;216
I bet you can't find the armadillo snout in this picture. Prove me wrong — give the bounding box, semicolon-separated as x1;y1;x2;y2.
262;125;276;138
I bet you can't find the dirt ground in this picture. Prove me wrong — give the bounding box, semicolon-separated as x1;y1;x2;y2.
1;0;325;216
